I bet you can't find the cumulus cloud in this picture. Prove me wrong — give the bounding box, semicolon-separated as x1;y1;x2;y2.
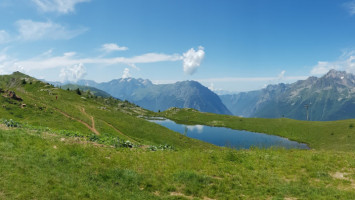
182;46;205;75
59;63;86;82
101;43;128;53
122;68;130;78
32;0;90;14
16;19;87;41
310;51;355;75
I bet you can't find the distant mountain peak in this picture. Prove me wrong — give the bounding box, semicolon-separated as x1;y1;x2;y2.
220;69;355;121
324;69;347;78
116;77;152;86
73;77;231;115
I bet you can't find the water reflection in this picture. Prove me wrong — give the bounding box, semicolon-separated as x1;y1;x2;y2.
150;119;309;150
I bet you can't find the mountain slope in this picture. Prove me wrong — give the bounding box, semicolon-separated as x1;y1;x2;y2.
0;72;211;149
220;70;355;121
61;84;112;98
78;78;232;115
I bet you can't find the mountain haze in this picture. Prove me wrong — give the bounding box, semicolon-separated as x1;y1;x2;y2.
61;84;112;98
220;70;355;121
77;78;232;115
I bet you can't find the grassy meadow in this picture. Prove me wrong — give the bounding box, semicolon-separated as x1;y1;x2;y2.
0;72;355;199
158;108;355;151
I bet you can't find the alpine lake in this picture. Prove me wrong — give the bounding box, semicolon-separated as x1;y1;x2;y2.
149;119;309;150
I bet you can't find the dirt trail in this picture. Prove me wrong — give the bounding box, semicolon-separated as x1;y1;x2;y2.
80;107;137;142
78;107;100;135
55;108;100;135
80;108;96;128
22;93;100;135
102;121;137;143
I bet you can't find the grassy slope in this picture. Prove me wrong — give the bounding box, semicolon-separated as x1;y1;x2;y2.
1;127;355;199
158;108;355;151
0;73;355;199
0;72;211;150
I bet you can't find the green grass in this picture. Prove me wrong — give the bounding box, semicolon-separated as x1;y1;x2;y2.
0;73;212;150
1;127;355;199
157;108;355;151
1;72;355;199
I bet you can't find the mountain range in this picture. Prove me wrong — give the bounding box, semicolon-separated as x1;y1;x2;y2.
220;69;355;121
76;78;232;115
50;69;355;121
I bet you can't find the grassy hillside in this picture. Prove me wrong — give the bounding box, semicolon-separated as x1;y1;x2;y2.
157;108;355;151
0;72;211;150
1;72;355;199
1;126;355;199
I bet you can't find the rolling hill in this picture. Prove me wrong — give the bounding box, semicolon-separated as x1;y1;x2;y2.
0;71;210;149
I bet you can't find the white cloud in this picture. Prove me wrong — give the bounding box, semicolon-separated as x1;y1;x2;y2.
0;47;202;78
0;30;10;44
101;43;128;53
197;76;308;83
208;83;215;91
310;61;338;75
186;125;204;133
0;50;20;75
277;70;286;81
59;63;86;82
153;74;308;86
344;1;355;15
182;46;205;75
122;68;130;78
310;51;355;75
11;51;180;71
16;19;87;41
32;0;90;14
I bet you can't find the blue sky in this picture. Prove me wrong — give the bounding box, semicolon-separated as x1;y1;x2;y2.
1;0;355;92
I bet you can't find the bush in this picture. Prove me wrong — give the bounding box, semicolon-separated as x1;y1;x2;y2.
148;144;174;151
121;140;134;148
3;119;21;127
76;88;81;95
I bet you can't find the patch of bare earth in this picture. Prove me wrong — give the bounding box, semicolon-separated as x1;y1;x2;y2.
170;192;193;199
203;197;216;200
55;107;100;135
284;197;298;200
153;191;160;196
0;124;10;130
0;191;5;199
331;171;355;190
102;120;137;143
169;192;216;200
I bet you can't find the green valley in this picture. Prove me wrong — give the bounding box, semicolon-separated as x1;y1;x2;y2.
0;72;355;199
